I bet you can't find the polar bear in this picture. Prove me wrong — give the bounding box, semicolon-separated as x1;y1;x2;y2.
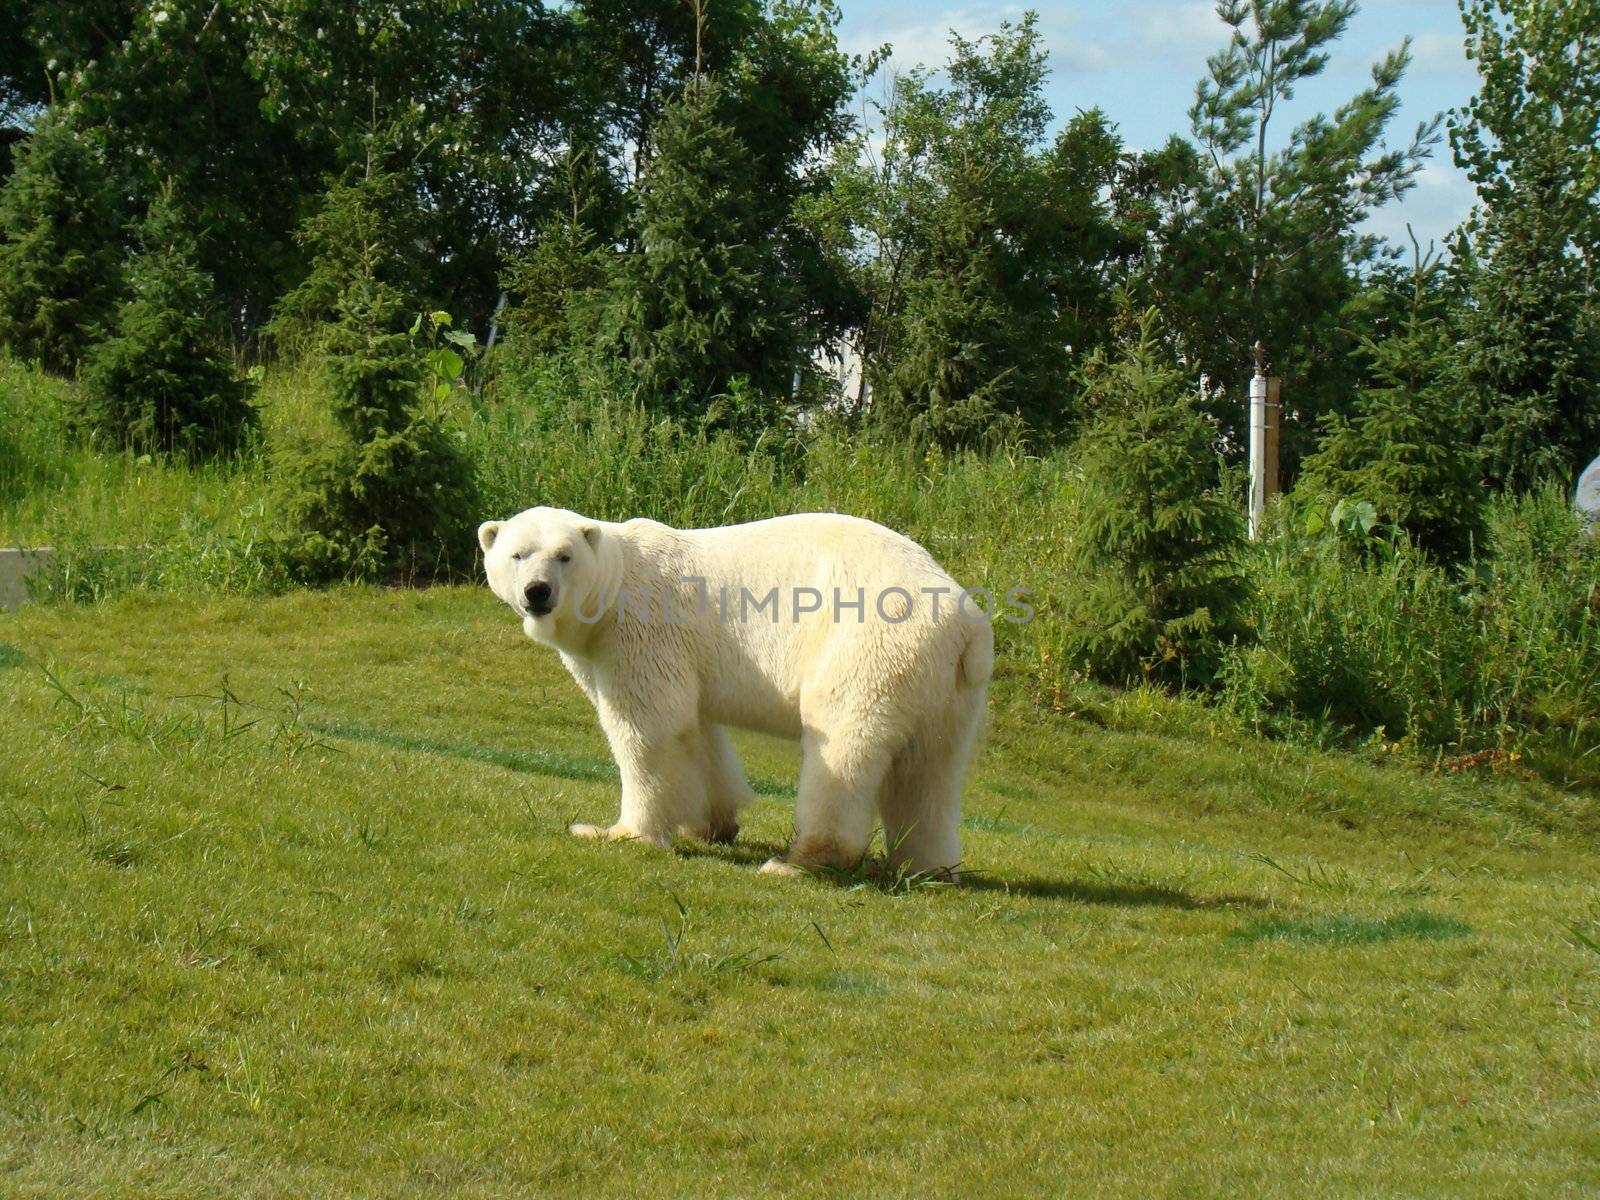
478;507;993;878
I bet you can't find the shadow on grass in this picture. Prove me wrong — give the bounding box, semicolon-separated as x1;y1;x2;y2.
1230;911;1471;946
673;837;790;868
960;871;1272;910
675;839;1270;909
313;719;796;798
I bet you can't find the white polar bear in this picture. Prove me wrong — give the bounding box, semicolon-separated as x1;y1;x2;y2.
478;507;993;878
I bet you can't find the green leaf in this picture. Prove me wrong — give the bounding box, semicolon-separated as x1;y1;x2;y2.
430;348;464;381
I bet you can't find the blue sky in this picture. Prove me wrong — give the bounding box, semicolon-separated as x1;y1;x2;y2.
833;1;1481;250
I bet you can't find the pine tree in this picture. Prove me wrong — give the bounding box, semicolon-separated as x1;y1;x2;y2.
274;162;477;583
1458;147;1600;491
1062;310;1250;686
78;188;254;458
1298;245;1486;561
837;21;1135;445
1451;0;1600;490
1134;1;1438;467
607;77;798;435
0;106;124;371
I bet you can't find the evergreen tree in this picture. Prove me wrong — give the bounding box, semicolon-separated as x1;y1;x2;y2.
0;106;123;371
1134;1;1438;467
608;77;797;434
1299;244;1486;561
1450;0;1600;489
78;188;254;458
832;19;1137;444
500;148;616;361
274;163;477;583
1459;163;1600;491
1062;310;1250;686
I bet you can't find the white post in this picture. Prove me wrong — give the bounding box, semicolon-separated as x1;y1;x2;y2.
1248;357;1268;541
1247;341;1281;540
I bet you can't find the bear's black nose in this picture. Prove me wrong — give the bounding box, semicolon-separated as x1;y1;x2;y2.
525;581;554;616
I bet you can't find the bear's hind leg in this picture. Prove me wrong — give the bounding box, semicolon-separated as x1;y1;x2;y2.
878;709;980;880
762;725;887;876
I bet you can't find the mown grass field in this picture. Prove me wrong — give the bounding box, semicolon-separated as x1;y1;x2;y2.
2;587;1597;1197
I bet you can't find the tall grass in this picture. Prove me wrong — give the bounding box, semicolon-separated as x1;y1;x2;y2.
1221;491;1600;785
0;357;76;511
4;352;1597;786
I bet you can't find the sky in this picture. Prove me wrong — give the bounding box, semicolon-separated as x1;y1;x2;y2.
833;0;1481;251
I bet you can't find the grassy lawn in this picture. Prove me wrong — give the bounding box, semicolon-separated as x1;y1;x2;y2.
2;587;1597;1197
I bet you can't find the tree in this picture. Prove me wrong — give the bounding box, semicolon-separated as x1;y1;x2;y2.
273;161;477;584
78;187;254;458
606;77;797;434
1298;240;1486;561
1451;0;1600;489
0;104;123;370
1060;310;1250;686
246;0;585;334
830;16;1138;445
1135;0;1438;467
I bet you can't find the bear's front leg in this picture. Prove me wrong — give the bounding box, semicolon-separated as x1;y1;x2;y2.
570;719;706;849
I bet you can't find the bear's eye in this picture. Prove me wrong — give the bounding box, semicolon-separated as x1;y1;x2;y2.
512;551;527;561
557;551;572;563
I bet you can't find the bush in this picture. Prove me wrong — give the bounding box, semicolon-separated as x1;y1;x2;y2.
1054;311;1249;685
271;159;478;584
77;189;255;458
275;278;477;584
1224;489;1600;782
0;107;125;372
1298;258;1485;562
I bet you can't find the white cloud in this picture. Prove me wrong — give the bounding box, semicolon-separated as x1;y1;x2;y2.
840;4;1113;78
1405;29;1473;82
1363;158;1478;248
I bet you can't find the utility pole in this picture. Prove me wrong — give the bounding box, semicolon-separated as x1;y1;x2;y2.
1248;341;1281;540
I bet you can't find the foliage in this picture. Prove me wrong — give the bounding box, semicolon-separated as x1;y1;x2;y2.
1057;311;1250;685
77;188;255;458
1224;488;1600;783
0;105;123;370
272;167;477;584
1297;242;1486;560
605;78;799;435
498;150;614;363
828;18;1137;445
1133;0;1438;467
1451;0;1599;264
1451;0;1600;490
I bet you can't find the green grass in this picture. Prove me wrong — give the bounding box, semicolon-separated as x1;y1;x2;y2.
2;587;1598;1197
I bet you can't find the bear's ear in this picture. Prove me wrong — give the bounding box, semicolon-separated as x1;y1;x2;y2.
581;524;601;550
477;521;502;553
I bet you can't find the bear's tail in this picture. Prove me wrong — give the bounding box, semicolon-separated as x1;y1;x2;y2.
958;615;995;689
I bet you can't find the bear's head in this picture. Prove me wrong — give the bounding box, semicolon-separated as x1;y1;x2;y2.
478;507;617;647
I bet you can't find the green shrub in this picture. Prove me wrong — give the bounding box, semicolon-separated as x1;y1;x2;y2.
275;279;478;584
1298;261;1485;562
1224;489;1600;782
78;189;255;458
271;160;478;585
0;107;125;372
1054;311;1249;685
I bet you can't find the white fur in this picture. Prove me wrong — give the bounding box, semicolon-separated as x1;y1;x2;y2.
479;507;992;877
